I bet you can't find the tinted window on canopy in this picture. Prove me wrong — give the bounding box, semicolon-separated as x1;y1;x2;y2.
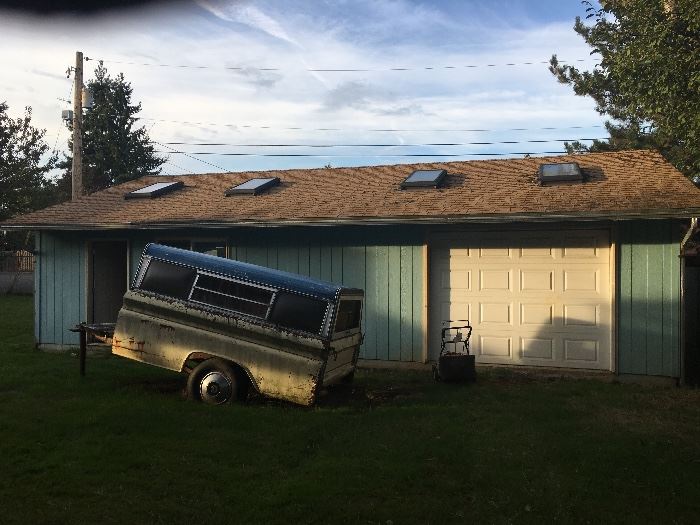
269;292;329;335
139;259;197;300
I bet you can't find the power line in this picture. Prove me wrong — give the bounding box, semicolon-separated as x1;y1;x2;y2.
160;159;191;175
156;150;568;158
138;117;605;134
155;137;607;148
153;141;228;172
87;56;592;72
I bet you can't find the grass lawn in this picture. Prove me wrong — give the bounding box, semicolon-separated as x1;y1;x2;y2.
1;295;700;524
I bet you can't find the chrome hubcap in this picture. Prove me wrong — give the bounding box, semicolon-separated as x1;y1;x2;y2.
199;371;233;404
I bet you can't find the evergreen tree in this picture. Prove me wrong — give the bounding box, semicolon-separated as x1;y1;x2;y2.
0;102;56;249
58;61;164;196
550;0;700;177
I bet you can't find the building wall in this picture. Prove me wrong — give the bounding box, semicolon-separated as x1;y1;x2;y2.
617;220;682;377
131;226;427;362
35;220;684;375
35;231;86;347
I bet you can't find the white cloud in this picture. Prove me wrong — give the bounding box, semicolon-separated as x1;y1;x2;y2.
0;1;605;173
195;0;299;46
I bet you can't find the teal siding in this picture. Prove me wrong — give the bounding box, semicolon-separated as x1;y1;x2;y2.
617;221;681;377
228;227;425;361
36;232;86;346
35;220;683;373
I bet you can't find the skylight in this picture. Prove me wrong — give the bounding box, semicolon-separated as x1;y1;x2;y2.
124;181;184;199
400;169;447;189
225;177;281;196
538;163;583;183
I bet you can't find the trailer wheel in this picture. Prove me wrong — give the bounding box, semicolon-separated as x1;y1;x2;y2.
187;359;239;405
340;370;355;384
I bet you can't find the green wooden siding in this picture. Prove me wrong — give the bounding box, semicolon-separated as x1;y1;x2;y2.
37;219;682;373
228;228;425;361
38;228;425;361
617;220;681;377
35;231;86;346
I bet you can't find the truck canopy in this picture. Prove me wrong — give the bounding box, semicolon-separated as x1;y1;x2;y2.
137;243;362;302
131;243;363;339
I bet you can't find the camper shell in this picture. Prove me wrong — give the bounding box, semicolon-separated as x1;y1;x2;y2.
112;243;364;406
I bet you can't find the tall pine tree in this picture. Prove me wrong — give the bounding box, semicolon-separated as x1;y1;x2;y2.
59;61;164;197
550;0;699;178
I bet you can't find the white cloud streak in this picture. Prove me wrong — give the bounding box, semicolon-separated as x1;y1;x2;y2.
0;0;604;173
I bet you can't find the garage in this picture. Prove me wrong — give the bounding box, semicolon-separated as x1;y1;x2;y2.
430;229;612;370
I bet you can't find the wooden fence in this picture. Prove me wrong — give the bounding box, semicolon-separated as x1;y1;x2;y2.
0;251;35;272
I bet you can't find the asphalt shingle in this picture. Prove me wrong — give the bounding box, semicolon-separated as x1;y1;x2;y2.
4;150;700;229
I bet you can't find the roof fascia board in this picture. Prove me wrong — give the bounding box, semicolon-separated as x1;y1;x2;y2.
3;210;698;231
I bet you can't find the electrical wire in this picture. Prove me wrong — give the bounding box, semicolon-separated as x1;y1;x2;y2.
87;56;591;72
156;150;568;158
138;117;605;133
155;137;607;148
161;159;191;174
153;141;228;172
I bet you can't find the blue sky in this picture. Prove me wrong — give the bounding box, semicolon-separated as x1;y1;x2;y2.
0;0;605;175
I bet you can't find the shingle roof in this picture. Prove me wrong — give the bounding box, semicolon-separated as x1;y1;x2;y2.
4;150;700;230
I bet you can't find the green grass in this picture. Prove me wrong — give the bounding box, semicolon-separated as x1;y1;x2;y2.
1;296;700;524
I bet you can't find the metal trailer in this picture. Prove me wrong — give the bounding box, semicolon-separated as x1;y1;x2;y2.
111;243;364;406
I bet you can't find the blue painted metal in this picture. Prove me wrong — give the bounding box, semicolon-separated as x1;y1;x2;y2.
142;243;360;302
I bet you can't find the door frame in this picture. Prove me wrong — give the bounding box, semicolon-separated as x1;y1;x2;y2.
85;239;131;323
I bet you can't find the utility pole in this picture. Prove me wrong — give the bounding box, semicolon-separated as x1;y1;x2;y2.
71;51;83;200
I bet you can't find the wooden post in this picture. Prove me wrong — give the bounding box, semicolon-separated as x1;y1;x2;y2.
71;51;83;200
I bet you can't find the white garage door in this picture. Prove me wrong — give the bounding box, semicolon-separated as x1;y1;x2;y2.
430;229;612;370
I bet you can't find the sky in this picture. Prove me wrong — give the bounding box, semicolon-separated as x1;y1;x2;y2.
0;0;606;176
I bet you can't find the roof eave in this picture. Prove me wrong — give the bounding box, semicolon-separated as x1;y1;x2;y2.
3;209;699;231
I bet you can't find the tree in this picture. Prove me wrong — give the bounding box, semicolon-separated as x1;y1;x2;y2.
58;61;165;197
0;102;56;250
550;0;700;177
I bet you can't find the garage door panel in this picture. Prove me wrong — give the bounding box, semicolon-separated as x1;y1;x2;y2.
478;246;512;258
520;270;554;291
478;335;512;357
563;269;601;293
564;339;599;362
479;269;511;291
430;229;612;370
520;246;555;259
563;304;599;326
440;301;471;323
562;235;603;259
520;337;554;360
479;302;512;325
520;303;554;326
441;268;472;290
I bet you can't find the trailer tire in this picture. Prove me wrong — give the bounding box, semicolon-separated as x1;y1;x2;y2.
187;358;240;405
340;370;355;384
